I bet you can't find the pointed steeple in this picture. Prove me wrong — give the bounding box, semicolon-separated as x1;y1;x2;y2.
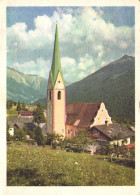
50;23;64;87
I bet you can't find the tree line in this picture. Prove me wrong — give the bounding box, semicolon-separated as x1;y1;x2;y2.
7;100;27;111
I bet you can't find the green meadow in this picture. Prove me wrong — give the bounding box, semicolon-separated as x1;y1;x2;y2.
7;105;36;117
7;142;135;186
7;106;18;117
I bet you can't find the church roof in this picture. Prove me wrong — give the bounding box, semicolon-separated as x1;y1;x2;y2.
66;102;101;128
50;23;64;87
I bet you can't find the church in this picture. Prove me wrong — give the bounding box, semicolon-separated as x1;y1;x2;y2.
46;24;134;143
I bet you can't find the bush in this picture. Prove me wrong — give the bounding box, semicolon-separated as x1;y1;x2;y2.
27;130;35;139
13;128;26;141
46;132;56;145
52;141;57;149
61;130;96;153
46;132;63;149
97;142;135;160
60;138;68;149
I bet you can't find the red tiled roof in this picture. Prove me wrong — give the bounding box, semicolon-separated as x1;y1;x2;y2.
66;102;101;128
19;111;33;116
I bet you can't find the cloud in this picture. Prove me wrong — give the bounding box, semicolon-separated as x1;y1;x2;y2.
120;41;128;49
78;72;86;79
12;58;50;78
7;7;134;82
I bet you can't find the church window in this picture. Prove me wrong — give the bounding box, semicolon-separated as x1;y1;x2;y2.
49;91;51;100
75;130;76;136
58;91;61;100
68;129;70;134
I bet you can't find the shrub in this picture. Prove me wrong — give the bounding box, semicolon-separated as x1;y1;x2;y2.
46;132;63;149
52;141;57;149
61;130;96;153
46;132;55;145
13;128;26;141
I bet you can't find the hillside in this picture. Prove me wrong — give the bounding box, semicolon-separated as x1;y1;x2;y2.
7;142;135;186
66;55;135;123
36;55;135;123
7;68;71;105
7;67;47;104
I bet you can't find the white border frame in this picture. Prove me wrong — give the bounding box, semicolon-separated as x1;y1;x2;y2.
0;0;140;194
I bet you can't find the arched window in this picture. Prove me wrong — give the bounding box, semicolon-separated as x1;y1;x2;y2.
68;129;70;134
75;130;76;136
49;91;51;100
57;91;61;100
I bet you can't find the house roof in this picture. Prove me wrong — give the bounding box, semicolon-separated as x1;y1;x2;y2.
25;122;37;130
8;117;34;128
50;23;64;87
66;102;101;128
93;123;134;140
19;111;33;116
14;123;25;129
39;123;46;128
8;117;47;131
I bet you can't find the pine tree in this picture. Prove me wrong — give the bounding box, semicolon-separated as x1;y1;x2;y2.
22;101;26;111
17;101;22;111
7;100;13;109
33;102;45;124
34;126;45;147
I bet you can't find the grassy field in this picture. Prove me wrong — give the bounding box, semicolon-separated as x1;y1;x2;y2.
7;142;135;186
7;105;36;117
7;106;18;117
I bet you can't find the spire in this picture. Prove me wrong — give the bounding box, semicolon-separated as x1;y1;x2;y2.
50;23;64;87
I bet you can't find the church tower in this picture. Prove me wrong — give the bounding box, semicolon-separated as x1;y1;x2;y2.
46;23;66;137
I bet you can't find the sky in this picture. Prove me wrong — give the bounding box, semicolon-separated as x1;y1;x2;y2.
7;7;135;82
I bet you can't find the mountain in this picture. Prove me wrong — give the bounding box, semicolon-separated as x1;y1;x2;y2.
7;68;47;104
66;55;135;123
7;67;71;104
34;55;135;123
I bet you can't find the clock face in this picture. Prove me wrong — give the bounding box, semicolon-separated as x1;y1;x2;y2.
59;84;62;88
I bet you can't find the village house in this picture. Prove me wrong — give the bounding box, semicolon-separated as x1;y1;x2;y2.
8;116;47;136
18;111;33;118
89;123;134;146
